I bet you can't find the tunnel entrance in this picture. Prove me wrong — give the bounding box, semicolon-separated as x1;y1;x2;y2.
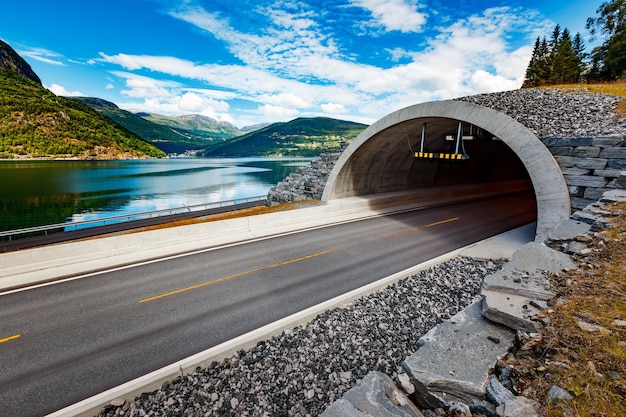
322;100;571;241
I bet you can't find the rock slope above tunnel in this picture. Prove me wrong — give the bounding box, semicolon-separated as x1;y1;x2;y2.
456;88;626;139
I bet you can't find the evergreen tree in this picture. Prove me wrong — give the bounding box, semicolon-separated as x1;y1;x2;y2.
572;32;588;81
523;37;542;87
537;37;551;82
586;0;626;80
550;29;579;84
522;24;589;87
550;24;562;50
523;36;553;87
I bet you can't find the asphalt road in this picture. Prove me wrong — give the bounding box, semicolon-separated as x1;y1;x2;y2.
0;192;536;416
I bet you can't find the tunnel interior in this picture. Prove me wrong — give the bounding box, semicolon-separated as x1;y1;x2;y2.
329;117;535;198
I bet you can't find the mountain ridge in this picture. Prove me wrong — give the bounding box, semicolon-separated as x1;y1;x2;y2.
0;39;41;84
72;97;366;157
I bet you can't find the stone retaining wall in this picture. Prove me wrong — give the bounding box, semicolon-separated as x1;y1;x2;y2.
544;136;626;209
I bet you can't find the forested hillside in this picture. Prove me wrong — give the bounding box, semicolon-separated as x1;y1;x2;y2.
0;40;165;159
201;117;367;157
0;73;165;159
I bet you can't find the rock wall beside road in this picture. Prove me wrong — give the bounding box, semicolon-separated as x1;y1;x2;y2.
266;145;347;206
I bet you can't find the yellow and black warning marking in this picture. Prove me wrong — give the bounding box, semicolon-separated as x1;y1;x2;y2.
414;152;469;160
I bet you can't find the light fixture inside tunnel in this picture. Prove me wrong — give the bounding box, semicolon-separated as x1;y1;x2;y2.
412;121;470;160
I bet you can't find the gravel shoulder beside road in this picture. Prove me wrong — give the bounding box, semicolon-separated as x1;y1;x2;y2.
96;257;503;417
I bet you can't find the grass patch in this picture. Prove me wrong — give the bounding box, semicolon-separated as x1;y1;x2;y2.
508;202;626;416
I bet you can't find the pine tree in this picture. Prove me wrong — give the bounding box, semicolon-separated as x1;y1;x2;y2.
523;37;542;87
572;32;588;82
551;29;579;84
586;0;626;80
522;24;589;87
537;37;551;84
549;24;562;56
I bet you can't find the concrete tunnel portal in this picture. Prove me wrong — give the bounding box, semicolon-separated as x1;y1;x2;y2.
321;100;572;242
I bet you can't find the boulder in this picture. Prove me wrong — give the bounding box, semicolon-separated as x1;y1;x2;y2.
321;371;424;417
402;301;515;409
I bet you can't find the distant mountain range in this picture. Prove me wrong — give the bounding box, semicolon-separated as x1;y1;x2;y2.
67;97;243;154
200;117;367;157
72;97;367;157
0;39;367;159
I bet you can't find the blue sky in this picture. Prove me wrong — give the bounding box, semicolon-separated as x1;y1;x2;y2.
1;0;605;128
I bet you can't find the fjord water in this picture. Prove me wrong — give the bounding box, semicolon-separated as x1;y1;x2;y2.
0;158;310;232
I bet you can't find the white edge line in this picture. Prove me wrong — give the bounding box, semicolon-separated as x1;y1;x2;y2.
45;246;468;417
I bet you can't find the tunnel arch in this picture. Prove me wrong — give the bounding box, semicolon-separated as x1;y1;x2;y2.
322;100;571;242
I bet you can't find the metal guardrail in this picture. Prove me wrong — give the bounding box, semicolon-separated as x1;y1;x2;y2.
0;195;267;240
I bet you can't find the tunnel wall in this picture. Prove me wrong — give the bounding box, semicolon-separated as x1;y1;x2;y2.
322;100;572;242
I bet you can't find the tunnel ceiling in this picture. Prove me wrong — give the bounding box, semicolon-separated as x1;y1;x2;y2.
322;100;572;242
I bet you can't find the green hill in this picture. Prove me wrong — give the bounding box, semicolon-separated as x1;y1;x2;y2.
138;112;242;152
68;97;196;154
0;41;165;159
0;73;165;159
0;40;41;84
69;96;247;154
200;117;367;157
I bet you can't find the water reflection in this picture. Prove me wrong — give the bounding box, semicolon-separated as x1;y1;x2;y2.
0;158;310;231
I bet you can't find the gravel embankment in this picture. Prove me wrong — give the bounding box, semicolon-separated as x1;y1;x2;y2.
456;88;626;138
98;257;503;417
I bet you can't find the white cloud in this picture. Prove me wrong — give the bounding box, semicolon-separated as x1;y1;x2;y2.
469;70;519;93
261;92;311;108
20;47;65;66
48;84;83;96
179;91;207;112
351;7;539;101
110;71;181;98
258;104;299;120
110;71;230;119
321;102;347;114
183;87;238;100
99;4;546;126
351;0;427;33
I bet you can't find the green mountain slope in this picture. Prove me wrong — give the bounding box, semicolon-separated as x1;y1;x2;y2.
0;40;41;84
0;72;165;159
0;41;165;159
201;117;367;157
138;113;243;152
68;97;196;154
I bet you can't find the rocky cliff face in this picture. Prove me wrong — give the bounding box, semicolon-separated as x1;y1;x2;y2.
0;40;41;84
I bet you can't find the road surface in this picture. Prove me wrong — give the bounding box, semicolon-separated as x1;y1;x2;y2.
0;192;536;416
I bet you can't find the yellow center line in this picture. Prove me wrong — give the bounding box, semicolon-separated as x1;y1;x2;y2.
140;248;337;303
0;334;21;344
381;217;460;239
